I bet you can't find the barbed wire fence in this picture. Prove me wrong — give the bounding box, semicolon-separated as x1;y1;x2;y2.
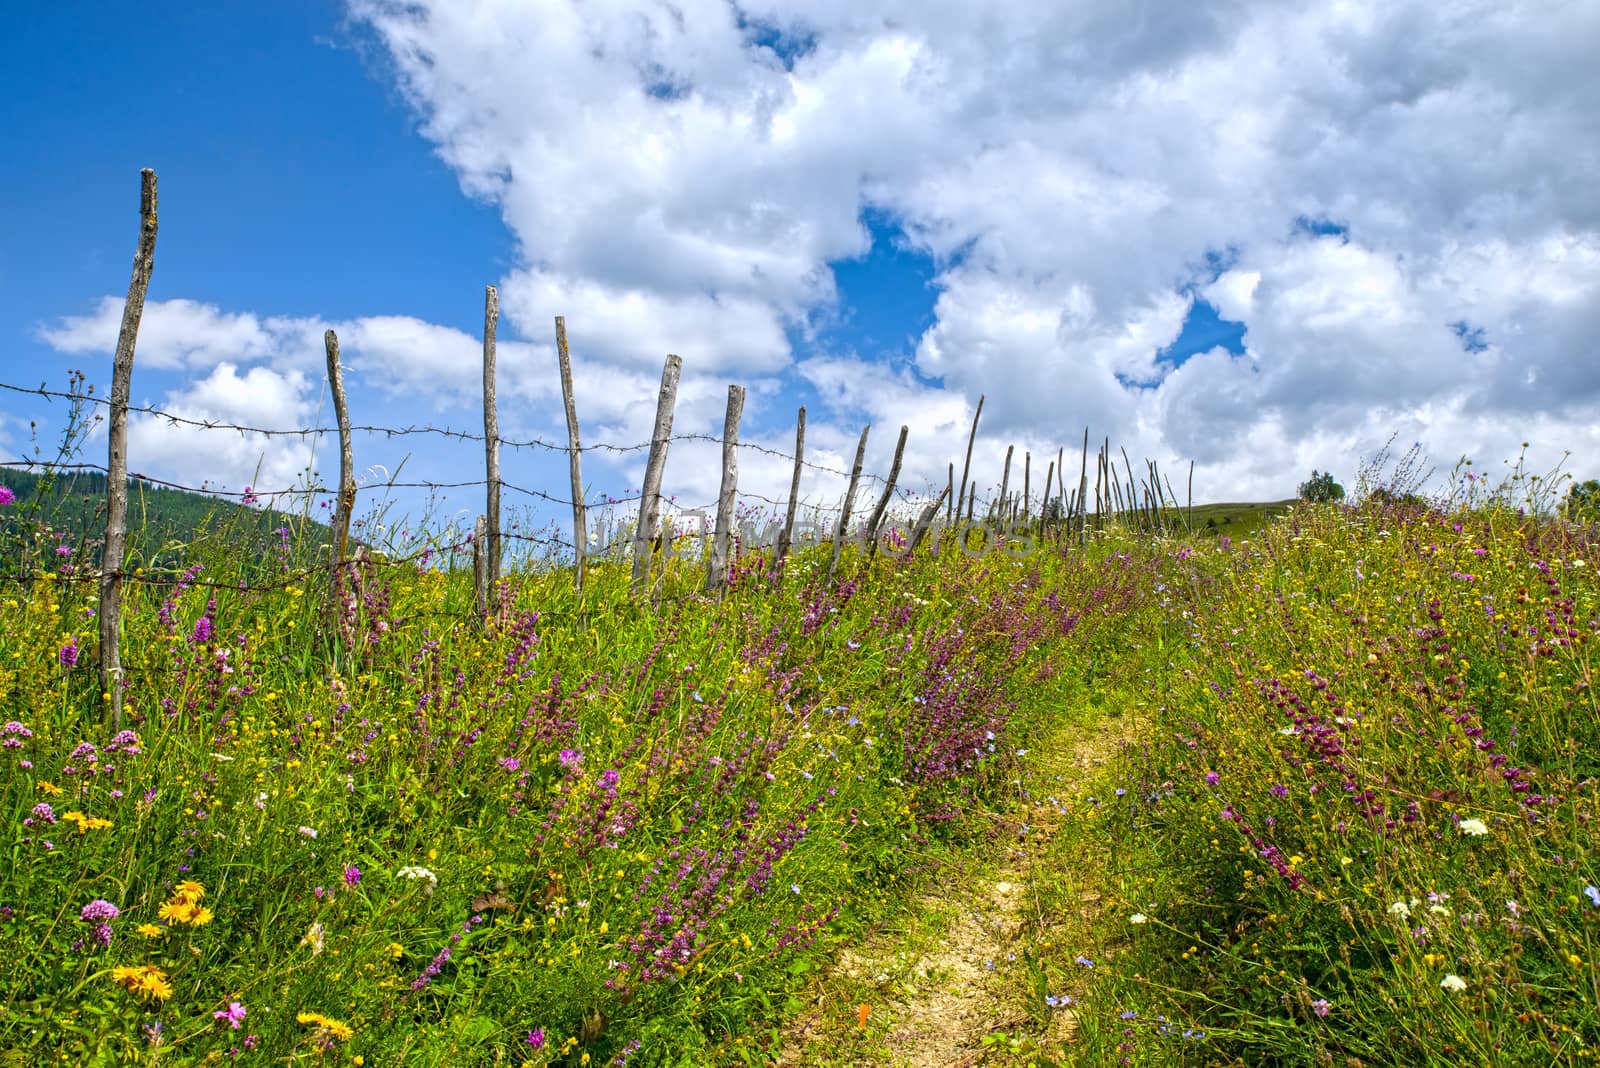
1;169;1192;724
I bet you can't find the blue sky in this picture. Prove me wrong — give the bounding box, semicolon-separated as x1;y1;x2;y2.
5;1;1596;535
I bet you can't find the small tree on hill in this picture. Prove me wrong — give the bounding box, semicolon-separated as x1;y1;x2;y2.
1298;470;1345;503
1564;479;1600;525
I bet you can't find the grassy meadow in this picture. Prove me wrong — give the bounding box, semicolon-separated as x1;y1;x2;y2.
2;477;1598;1066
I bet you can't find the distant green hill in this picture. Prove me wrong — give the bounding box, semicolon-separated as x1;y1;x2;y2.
0;466;329;569
1186;499;1297;537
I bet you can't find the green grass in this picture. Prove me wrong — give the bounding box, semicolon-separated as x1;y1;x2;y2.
0;498;1153;1065
7;483;1597;1066
1183;499;1297;538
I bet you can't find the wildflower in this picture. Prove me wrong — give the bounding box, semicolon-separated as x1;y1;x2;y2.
1075;955;1095;968
1388;901;1412;919
1129;913;1148;924
29;803;55;824
1439;974;1467;992
59;639;78;668
300;922;326;956
1457;818;1488;837
79;899;120;948
386;942;405;959
343;864;362;888
558;748;583;771
1045;994;1074;1008
173;881;205;902
396;865;438;889
111;964;174;1001
527;1028;545;1050
61;810;113;833
138;924;165;939
158;897;213;927
296;1011;354;1042
298;826;318;839
856;1003;872;1029
1311;999;1331;1017
1585;886;1600;908
1204;772;1220;786
1120;1010;1138;1020
0;487;12;505
36;780;60;796
214;1001;247;1029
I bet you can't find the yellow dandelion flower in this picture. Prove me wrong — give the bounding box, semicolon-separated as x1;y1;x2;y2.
137;923;165;939
158;899;189;924
173;880;205;902
190;906;215;927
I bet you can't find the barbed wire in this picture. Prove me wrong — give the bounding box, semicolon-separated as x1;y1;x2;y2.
1;381;897;486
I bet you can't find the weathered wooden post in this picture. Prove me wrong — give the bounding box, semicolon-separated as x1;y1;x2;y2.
482;286;502;615
826;425;870;584
554;316;588;595
906;484;952;557
707;385;745;593
955;395;983;525
773;406;806;578
631;355;682;597
998;445;1014;526
865;425;908;557
1023;451;1031;523
100;168;158;726
322;330;357;649
473;514;488;621
1077;429;1090;543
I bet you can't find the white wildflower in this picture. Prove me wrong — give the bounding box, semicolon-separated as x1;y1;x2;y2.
1457;818;1489;837
1439;974;1467;992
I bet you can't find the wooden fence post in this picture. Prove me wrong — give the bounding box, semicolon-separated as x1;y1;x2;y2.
554;316;587;596
998;445;1014;526
322;329;356;647
956;395;983;525
1077;429;1090;543
826;425;870;584
707;385;745;593
1023;451;1031;523
906;484;952;557
945;462;954;525
473;514;488;621
99;168;158;726
482;286;502;615
631;355;682;597
865;425;908;557
1187;461;1195;535
774;406;806;576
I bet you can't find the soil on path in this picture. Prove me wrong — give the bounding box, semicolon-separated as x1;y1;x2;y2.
776;714;1136;1067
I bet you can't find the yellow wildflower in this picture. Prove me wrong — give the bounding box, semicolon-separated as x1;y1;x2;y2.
37;781;61;796
111;964;173;1002
173;880;205;902
297;1011;354;1042
137;923;165;939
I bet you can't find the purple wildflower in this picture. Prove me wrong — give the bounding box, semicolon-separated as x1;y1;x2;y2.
58;639;78;668
343;864;362;888
527;1028;545;1050
80;899;120;923
214;1001;247;1029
